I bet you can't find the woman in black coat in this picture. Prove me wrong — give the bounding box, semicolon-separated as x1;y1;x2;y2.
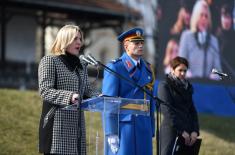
157;56;199;155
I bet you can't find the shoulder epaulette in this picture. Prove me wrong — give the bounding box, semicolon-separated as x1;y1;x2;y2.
110;58;121;64
144;60;151;65
142;60;151;69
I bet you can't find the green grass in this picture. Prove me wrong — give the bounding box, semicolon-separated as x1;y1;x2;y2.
0;89;41;155
0;89;235;155
199;114;235;155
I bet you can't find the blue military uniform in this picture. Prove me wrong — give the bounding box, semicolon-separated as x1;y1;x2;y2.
102;28;155;155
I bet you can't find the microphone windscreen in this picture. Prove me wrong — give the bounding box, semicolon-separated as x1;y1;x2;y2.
79;55;85;60
211;68;217;74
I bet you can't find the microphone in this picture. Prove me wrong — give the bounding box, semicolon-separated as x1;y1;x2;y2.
87;53;99;66
79;55;97;66
211;68;228;77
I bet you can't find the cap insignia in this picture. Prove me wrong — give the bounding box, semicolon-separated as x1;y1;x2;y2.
136;30;141;37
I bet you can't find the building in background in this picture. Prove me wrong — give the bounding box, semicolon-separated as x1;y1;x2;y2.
0;0;141;89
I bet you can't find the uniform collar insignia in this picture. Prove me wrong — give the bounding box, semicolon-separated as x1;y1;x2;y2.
121;53;135;72
126;60;133;68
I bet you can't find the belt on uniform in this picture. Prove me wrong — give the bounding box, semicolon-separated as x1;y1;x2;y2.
121;103;149;111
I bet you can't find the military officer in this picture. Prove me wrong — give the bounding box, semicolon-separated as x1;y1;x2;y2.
102;27;155;155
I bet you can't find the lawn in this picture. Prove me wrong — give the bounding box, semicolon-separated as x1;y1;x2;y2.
0;89;235;155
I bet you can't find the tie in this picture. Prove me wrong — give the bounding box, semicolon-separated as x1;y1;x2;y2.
137;62;141;69
132;62;141;81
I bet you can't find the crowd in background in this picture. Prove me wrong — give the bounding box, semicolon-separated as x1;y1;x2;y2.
158;0;235;80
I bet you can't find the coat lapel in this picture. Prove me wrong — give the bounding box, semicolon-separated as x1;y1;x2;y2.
78;62;87;95
122;53;135;72
121;53;153;93
121;53;137;81
134;59;153;93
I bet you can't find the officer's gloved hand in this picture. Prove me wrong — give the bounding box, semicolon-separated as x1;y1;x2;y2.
107;135;119;154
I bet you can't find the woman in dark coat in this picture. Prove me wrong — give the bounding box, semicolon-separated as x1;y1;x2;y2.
157;56;199;155
38;25;99;155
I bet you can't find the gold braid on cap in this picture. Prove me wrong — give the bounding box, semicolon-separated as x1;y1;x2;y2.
123;31;144;42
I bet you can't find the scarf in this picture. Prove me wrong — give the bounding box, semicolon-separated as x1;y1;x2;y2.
59;52;83;72
166;73;193;102
168;73;189;89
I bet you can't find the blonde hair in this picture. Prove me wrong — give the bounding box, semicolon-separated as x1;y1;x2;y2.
190;0;212;32
51;25;84;55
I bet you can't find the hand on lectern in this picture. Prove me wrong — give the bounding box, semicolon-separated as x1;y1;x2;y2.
107;135;119;154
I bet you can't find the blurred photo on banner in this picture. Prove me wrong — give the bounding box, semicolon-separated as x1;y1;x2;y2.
158;0;235;82
157;0;235;117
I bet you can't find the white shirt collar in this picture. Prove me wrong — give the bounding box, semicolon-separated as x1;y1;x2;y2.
198;31;207;44
129;56;140;67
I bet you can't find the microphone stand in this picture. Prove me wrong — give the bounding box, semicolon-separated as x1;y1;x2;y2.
93;60;163;155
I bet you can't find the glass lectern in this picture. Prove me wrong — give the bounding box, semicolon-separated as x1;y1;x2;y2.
63;96;150;155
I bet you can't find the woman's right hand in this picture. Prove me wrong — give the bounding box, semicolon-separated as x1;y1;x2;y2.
182;131;190;146
189;131;198;146
71;93;79;104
